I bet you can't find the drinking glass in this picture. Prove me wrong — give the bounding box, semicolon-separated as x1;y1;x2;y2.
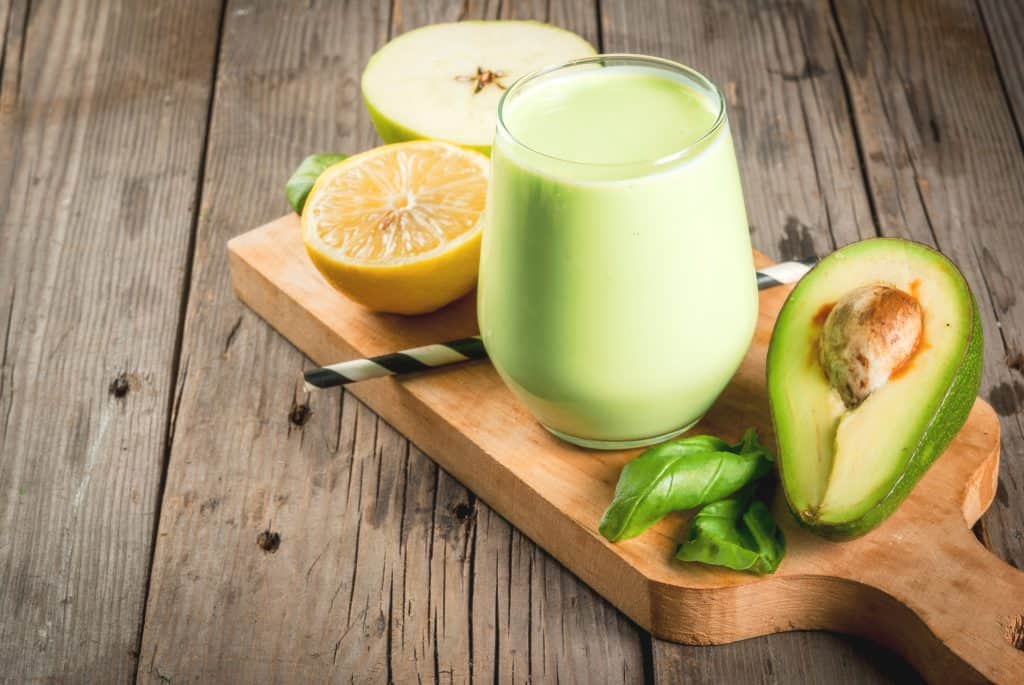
478;55;757;449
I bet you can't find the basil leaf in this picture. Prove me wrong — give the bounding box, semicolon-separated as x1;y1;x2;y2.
676;495;785;575
598;429;773;542
743;501;785;571
285;153;347;214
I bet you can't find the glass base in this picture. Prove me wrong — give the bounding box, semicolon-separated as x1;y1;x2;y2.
543;416;703;451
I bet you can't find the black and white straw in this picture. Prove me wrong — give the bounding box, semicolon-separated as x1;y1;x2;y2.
304;257;819;390
304;336;487;390
756;256;818;290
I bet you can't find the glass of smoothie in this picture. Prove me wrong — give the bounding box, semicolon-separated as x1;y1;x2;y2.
478;54;756;449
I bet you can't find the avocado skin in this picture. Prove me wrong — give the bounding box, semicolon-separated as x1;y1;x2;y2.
768;240;984;541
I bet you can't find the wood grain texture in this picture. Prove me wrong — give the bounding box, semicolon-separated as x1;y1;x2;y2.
1;0;1016;682
0;0;221;682
829;0;1024;570
976;0;1024;149
649;633;924;685
137;1;643;683
230;214;1020;683
598;0;920;681
135;2;389;680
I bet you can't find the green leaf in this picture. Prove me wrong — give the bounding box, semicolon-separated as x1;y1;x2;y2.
285;153;347;215
676;493;785;575
598;429;773;542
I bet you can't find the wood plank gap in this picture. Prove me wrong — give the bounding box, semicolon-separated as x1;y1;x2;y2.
131;0;231;678
640;630;656;685
973;0;1024;157
827;0;883;237
492;550;501;685
526;540;534;683
784;7;838;250
967;239;1024;444
386;571;395;685
465;490;478;684
902;137;941;247
0;0;27;217
0;0;29;101
0;281;13;415
12;0;25;97
0;0;15;93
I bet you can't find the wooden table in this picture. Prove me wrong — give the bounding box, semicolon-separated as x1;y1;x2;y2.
2;1;1022;682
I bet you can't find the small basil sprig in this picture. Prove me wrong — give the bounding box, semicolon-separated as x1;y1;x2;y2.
676;489;785;575
598;429;773;542
285;153;347;214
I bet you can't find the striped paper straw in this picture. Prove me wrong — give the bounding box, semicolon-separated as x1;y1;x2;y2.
304;257;819;390
756;256;818;289
304;337;487;390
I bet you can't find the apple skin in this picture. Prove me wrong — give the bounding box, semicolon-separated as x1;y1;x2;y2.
365;97;493;156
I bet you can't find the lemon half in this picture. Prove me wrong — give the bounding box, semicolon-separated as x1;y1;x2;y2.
302;141;489;314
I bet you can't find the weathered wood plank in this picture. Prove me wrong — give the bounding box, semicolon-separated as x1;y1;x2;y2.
600;0;923;681
0;0;221;681
139;0;643;682
0;0;14;99
392;0;599;47
976;1;1024;149
469;503;646;684
136;2;389;679
500;0;601;46
651;633;923;685
830;0;1024;569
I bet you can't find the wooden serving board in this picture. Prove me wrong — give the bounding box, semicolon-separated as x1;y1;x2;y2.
229;215;1024;684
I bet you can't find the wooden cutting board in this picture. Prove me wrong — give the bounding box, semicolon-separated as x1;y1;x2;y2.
228;215;1024;684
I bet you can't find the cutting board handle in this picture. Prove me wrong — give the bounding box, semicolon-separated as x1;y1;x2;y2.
856;520;1024;683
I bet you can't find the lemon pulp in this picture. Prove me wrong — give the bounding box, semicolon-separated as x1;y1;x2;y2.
302;141;489;314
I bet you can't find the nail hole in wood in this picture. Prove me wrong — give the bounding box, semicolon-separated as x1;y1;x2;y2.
289;402;311;427
451;501;475;522
257;529;281;553
109;372;131;398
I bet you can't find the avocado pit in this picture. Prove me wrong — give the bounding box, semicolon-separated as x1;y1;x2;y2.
818;284;923;408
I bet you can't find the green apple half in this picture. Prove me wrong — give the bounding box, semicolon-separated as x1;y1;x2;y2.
361;21;595;154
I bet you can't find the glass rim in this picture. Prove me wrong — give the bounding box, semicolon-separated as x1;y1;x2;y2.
495;53;727;169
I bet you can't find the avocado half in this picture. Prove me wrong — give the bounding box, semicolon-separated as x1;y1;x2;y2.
767;238;983;540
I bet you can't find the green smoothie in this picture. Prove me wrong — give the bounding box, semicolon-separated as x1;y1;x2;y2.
478;56;757;448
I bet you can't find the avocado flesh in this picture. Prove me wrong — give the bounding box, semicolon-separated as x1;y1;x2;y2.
768;239;982;540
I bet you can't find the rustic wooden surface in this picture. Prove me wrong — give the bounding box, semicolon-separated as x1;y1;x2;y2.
1;0;1022;683
0;1;221;681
